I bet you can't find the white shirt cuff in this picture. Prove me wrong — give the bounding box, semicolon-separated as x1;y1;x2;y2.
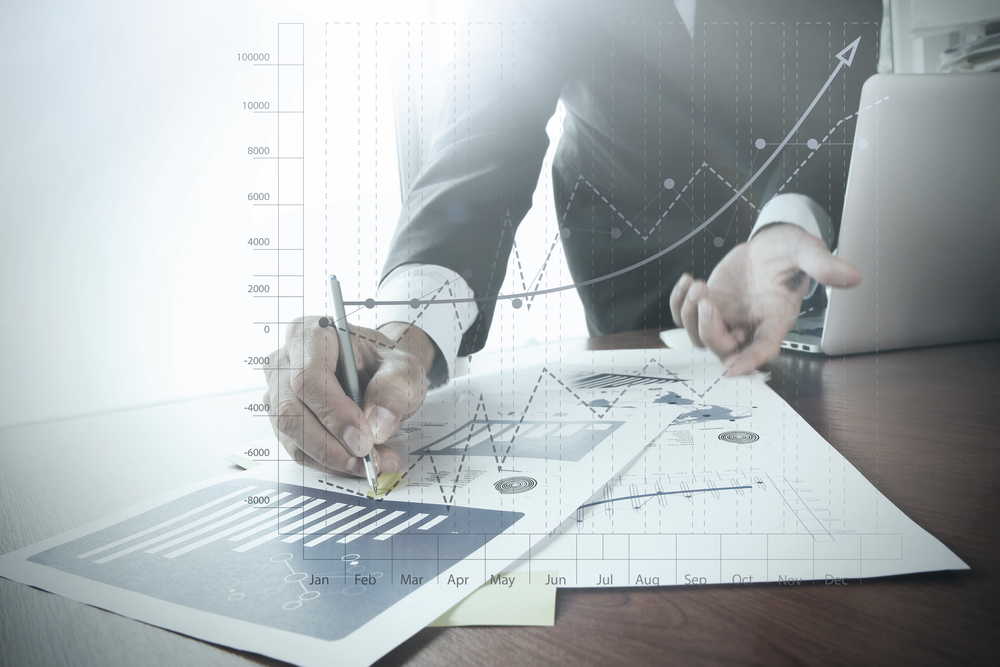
751;193;833;248
750;193;833;298
365;264;478;386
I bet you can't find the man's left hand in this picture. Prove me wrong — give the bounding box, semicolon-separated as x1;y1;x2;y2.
669;224;862;375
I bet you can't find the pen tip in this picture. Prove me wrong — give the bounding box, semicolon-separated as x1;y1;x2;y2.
329;274;338;281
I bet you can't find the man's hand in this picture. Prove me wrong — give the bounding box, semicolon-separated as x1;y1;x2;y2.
262;319;437;477
669;224;862;375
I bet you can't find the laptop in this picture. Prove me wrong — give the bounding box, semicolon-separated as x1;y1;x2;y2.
782;74;1000;355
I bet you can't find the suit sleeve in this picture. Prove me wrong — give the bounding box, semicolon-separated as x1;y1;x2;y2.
757;0;882;242
380;19;566;357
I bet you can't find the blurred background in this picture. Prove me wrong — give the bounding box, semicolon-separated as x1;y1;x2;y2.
2;0;997;428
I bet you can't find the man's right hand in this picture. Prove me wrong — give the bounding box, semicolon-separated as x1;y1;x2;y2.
262;318;437;478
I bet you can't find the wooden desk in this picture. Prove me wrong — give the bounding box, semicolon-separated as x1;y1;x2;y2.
2;335;998;666
379;335;1000;666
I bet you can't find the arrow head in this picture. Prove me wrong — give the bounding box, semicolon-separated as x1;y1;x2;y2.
836;36;861;67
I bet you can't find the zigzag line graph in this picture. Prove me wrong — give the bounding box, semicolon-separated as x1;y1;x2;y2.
346;37;866;308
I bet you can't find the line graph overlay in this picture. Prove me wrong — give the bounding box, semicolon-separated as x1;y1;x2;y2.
29;478;525;641
346;38;864;307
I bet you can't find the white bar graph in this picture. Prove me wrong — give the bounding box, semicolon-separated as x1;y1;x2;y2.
161;506;285;559
228;495;311;542
232;499;329;553
277;503;348;542
339;510;407;544
282;505;364;543
162;497;324;559
373;513;430;540
417;515;448;531
146;505;270;554
79;479;461;565
77;485;259;559
95;490;284;564
305;509;383;547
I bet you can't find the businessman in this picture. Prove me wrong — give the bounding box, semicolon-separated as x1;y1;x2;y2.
264;0;878;476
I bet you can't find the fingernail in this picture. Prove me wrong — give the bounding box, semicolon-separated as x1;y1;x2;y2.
699;300;712;319
368;406;398;444
345;457;361;475
341;425;373;457
377;450;401;473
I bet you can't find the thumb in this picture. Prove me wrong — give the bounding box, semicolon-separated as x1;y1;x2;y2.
362;358;429;444
796;240;862;289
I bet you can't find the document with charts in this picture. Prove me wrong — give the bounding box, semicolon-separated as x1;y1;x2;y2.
0;361;682;667
504;349;968;587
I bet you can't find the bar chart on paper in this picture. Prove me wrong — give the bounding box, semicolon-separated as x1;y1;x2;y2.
28;478;522;641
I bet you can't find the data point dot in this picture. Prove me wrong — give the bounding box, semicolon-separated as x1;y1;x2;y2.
807;138;820;150
560;227;572;239
858;138;869;149
663;178;675;189
409;299;420;309
318;317;329;328
713;237;724;248
755;138;766;150
461;268;473;280
364;298;375;309
512;298;523;309
610;227;622;239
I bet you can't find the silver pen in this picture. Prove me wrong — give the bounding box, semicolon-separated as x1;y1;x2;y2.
328;275;379;495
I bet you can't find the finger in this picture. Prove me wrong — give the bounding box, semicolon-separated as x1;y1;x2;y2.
796;239;862;288
732;327;750;348
271;343;373;475
278;428;403;477
669;273;694;328
267;340;391;476
363;356;429;444
680;280;708;347
286;318;375;458
722;316;796;376
696;299;742;360
275;390;375;475
373;445;401;474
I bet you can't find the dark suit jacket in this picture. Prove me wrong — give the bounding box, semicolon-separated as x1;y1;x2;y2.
383;0;881;355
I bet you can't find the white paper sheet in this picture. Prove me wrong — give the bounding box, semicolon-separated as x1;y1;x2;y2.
0;361;683;667
505;350;968;587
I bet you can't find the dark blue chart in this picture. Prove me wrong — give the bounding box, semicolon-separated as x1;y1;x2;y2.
28;478;522;640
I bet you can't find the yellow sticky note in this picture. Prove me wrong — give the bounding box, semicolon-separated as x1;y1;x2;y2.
428;572;557;627
366;472;405;499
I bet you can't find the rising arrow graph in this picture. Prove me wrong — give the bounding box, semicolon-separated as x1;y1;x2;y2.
348;37;863;307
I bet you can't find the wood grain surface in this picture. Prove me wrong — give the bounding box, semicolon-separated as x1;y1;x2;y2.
376;335;1000;666
2;335;997;666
